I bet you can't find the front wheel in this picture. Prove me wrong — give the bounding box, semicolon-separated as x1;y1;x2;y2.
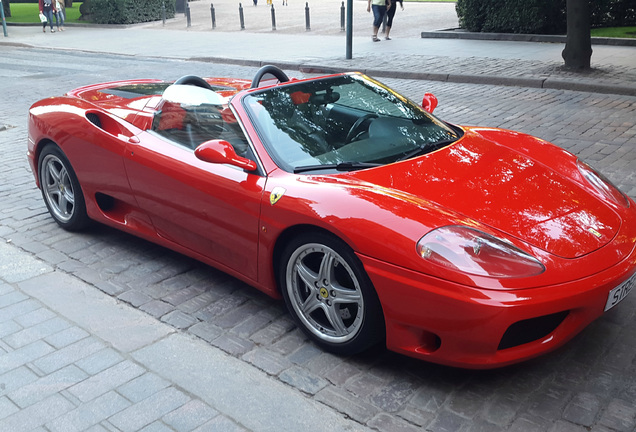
38;144;90;231
279;232;384;355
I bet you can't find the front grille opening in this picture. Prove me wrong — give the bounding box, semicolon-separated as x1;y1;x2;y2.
498;311;569;350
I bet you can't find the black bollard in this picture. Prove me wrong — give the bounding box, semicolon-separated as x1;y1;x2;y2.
239;2;245;29
305;2;310;31
340;1;344;32
186;2;191;27
271;4;276;30
211;3;216;29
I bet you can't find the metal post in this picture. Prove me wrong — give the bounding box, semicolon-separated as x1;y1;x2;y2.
186;2;191;26
305;2;310;31
162;1;166;26
340;1;345;32
0;0;8;37
271;4;276;30
346;0;352;59
210;3;216;28
239;2;245;30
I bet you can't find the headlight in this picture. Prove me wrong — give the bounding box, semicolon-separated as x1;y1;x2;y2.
416;226;545;278
577;159;629;208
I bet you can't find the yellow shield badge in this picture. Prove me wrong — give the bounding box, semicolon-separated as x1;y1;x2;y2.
270;187;286;206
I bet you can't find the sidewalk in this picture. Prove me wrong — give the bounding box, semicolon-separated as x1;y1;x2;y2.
0;241;366;431
2;6;636;96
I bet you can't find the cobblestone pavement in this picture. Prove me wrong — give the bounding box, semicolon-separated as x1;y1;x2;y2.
1;45;636;432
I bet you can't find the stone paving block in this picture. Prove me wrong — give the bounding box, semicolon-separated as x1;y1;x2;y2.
74;348;124;375
12;307;57;328
47;391;131;432
44;326;90;349
117;372;170;403
194;415;249;432
0;290;29;308
279;365;329;395
315;386;379;423
8;364;88;408
528;385;571;422
599;398;636;431
563;392;602;427
108;387;191;432
211;333;255;356
0;319;22;339
0;396;19;420
139;300;175;318
0;340;55;375
32;337;105;374
370;379;421;414
189;321;223;343
424;408;467;432
138;421;173;432
0;366;38;397
118;290;153;307
249;316;296;345
69;360;146;403
241;347;293;376
162;399;219;432
0;393;75;432
161;310;199;329
367;413;422;432
547;420;589;432
0;299;41;324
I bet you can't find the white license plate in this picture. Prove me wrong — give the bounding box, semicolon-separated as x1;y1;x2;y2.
604;273;635;312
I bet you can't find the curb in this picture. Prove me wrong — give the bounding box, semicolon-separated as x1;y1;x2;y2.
421;29;636;47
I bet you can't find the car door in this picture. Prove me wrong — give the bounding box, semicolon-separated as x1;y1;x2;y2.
123;130;265;282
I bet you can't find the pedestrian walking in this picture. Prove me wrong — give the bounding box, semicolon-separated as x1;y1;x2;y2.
367;0;390;42
55;0;65;31
39;0;57;33
384;0;402;40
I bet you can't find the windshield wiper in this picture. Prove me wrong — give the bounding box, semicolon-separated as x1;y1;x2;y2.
293;161;381;174
398;137;458;161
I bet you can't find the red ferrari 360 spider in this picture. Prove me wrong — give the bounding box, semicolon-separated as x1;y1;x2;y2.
27;66;636;368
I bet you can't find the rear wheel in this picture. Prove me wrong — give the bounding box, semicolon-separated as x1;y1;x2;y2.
38;144;90;231
280;232;384;355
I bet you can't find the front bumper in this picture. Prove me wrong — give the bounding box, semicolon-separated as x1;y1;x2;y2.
359;239;636;369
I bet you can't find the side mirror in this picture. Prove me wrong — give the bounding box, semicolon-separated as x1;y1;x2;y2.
195;140;257;171
421;93;438;114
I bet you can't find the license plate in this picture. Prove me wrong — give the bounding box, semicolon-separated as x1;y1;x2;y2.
604;273;635;312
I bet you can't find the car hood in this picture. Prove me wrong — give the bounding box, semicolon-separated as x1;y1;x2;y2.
353;127;620;259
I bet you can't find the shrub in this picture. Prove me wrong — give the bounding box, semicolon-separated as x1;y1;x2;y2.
87;0;175;24
456;0;636;34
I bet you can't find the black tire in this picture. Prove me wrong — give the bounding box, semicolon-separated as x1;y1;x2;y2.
279;232;385;355
38;144;90;231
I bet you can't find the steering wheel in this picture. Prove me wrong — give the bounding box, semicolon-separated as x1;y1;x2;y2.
174;75;214;90
345;114;378;143
250;65;290;89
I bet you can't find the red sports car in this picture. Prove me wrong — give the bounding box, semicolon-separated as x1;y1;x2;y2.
27;66;636;368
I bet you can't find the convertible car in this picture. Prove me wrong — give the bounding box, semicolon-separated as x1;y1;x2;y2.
27;66;636;368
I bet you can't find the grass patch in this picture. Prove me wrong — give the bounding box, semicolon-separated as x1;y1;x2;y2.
6;2;83;24
591;26;636;38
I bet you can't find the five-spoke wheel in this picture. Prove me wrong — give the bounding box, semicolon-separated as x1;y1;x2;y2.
280;233;384;355
38;144;89;231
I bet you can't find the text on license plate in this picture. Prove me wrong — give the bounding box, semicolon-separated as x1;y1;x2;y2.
604;273;635;312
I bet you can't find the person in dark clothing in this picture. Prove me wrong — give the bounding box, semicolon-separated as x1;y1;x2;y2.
384;0;403;40
39;0;56;33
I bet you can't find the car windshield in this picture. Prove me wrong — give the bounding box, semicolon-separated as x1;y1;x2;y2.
242;73;459;173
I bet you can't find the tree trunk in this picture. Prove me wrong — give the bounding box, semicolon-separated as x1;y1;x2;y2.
65;0;73;8
562;0;592;70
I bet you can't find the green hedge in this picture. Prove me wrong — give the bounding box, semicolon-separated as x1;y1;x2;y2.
456;0;636;34
86;0;175;24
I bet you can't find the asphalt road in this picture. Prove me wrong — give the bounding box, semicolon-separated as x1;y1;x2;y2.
1;45;636;431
